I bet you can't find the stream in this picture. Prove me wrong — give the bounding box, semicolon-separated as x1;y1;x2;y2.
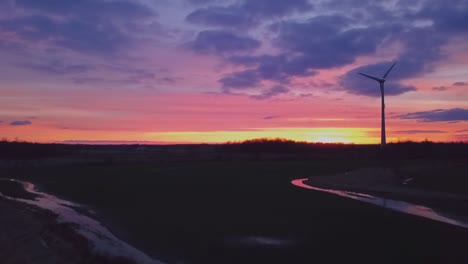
292;178;468;229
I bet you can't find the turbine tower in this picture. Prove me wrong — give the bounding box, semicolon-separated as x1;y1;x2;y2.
358;62;396;148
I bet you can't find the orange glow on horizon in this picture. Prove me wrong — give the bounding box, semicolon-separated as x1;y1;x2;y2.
2;126;382;144
143;127;379;144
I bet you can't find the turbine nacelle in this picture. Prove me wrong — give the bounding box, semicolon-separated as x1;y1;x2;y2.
358;62;396;84
358;73;385;83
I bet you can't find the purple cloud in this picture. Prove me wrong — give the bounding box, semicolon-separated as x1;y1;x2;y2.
186;6;254;28
453;82;467;86
217;1;467;97
221;15;406;96
432;86;447;91
184;0;222;4
340;62;417;97
18;60;92;75
400;108;468;122
242;0;312;16
221;54;318;91
415;0;468;33
187;30;260;55
15;0;154;19
186;0;312;28
251;85;289;100
393;130;446;134
0;15;129;55
0;0;157;57
219;69;260;89
1;0;467;108
271;16;397;69
10;120;32;126
263;115;280;120
337;2;466;97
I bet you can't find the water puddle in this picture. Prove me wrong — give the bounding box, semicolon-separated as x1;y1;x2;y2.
292;178;468;229
0;178;164;264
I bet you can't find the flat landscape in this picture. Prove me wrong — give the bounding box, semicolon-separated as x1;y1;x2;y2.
2;1;468;263
1;141;468;263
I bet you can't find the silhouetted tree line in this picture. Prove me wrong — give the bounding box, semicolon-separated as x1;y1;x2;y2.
0;141;72;159
0;138;467;161
385;140;468;160
222;138;468;160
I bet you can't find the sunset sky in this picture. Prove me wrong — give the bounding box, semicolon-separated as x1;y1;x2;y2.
0;0;467;144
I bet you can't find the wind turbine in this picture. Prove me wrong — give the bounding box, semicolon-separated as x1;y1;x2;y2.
358;62;396;148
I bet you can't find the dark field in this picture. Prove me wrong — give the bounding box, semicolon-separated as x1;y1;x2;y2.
2;141;468;263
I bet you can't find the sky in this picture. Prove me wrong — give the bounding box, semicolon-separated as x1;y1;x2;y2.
0;0;467;144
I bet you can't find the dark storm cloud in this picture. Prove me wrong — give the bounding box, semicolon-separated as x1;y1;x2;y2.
186;0;312;28
10;120;32;126
400;108;468;122
187;30;260;55
251;85;289;100
393;130;446;134
453;82;467;86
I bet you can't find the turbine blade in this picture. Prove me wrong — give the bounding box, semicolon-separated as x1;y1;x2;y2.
382;62;396;79
358;73;382;82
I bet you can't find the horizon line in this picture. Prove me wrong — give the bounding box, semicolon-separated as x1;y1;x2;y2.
2;138;466;146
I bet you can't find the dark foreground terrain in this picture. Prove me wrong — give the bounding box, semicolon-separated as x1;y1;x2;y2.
1;140;468;263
